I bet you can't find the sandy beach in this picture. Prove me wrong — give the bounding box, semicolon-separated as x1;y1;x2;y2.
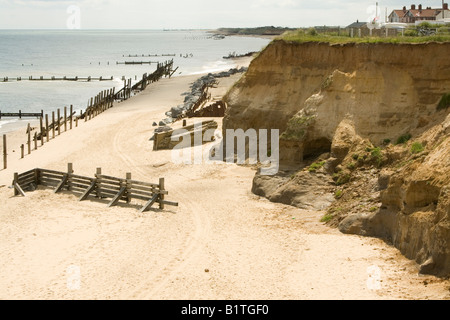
0;68;449;300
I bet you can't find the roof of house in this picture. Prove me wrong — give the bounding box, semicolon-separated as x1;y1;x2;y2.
407;9;439;18
391;10;408;18
346;22;368;28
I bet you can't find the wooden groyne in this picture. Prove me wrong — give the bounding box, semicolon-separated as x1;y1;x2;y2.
116;61;157;65
2;76;115;82
12;163;178;212
123;54;177;57
0;60;176;170
115;59;174;101
0;111;43;119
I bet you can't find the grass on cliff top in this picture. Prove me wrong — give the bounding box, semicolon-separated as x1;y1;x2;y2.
281;29;450;44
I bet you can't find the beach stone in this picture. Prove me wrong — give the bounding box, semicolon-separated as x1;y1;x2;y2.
152;122;157;126
155;126;172;133
159;118;173;126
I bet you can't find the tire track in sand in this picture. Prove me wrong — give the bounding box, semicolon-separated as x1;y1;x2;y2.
112;116;212;299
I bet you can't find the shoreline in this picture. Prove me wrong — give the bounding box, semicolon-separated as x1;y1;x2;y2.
0;59;449;299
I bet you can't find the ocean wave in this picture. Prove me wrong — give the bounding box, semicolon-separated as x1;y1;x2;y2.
0;119;17;129
188;60;235;75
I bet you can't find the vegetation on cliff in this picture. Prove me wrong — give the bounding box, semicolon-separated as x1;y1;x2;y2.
281;25;450;44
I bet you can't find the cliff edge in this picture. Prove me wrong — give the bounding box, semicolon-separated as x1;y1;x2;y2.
223;40;450;276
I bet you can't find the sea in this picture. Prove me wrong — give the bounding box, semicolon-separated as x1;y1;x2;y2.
0;29;270;134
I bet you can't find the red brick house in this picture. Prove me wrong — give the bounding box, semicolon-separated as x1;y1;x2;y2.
388;3;449;23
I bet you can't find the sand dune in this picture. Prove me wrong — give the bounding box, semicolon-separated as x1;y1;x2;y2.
0;73;449;300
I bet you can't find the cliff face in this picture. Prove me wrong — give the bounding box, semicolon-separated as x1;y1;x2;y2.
223;40;450;276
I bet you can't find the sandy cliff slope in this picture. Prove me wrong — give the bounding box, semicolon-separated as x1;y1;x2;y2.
223;40;450;276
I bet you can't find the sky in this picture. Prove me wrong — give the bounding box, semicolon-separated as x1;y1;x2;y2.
0;0;447;29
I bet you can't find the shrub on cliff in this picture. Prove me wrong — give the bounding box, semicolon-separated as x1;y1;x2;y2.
437;93;450;110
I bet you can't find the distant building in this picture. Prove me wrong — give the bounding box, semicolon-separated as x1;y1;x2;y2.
388;3;449;24
346;20;370;37
346;21;368;29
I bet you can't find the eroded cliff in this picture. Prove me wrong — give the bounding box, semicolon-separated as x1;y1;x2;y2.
223;40;450;276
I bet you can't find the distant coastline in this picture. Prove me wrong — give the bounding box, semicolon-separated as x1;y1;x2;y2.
208;26;295;39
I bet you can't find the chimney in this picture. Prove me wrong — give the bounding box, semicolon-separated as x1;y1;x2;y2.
411;4;416;10
444;3;449;10
418;4;422;10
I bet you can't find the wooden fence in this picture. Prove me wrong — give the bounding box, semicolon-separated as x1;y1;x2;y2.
12;163;178;212
1;60;177;169
0;111;43;119
2;76;115;82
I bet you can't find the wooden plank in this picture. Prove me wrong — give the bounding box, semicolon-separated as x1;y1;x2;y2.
97;174;125;183
69;177;94;186
139;194;159;213
97;177;122;185
97;182;121;190
41;172;65;180
107;187;126;207
40;176;64;184
127;179;159;188
68;182;94;190
69;173;95;182
40;180;60;188
96;188;123;196
128;189;154;198
79;181;97;201
39;168;65;176
128;194;153;202
18;176;37;185
18;169;37;179
54;174;68;193
128;183;155;193
160;200;179;207
129;188;168;196
14;182;26;197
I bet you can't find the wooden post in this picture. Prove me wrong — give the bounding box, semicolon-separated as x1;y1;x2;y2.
52;111;55;139
109;87;116;108
2;134;6;169
57;109;61;136
153;132;159;151
34;132;37;150
14;173;18;196
67;163;73;191
40;116;44;146
27;124;31;155
128;78;132;98
159;177;165;209
96;167;102;198
126;172;132;203
70;105;73;130
45;114;49;142
75;116;78;127
20;144;24;159
64;106;67;132
183;119;187;127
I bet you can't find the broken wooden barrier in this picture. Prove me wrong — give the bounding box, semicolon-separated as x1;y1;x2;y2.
12;163;177;212
153;120;218;151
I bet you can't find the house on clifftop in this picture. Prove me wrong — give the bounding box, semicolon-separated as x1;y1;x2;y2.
388;3;449;24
